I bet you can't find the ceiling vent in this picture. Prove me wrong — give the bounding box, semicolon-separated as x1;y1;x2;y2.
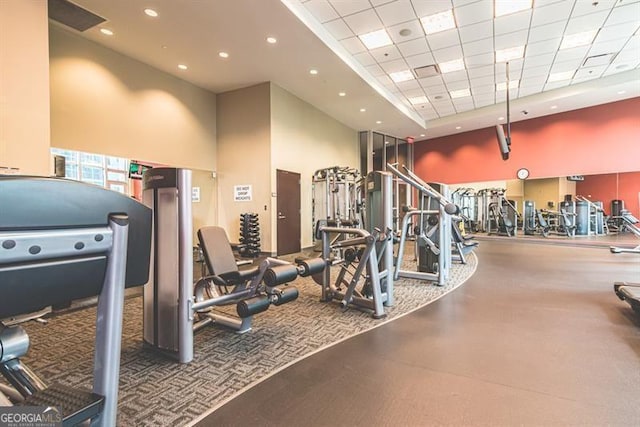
414;64;441;78
583;53;615;68
48;0;106;32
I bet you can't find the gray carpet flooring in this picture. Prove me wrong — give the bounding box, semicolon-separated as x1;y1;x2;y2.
16;250;476;426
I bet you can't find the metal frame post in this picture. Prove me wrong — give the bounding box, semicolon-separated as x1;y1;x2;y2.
177;169;194;364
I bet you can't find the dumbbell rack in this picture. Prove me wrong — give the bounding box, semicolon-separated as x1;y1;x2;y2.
239;213;261;257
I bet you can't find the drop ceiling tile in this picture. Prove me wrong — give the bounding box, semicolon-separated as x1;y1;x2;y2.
411;0;452;17
471;84;495;95
519;84;545;97
435;106;457;116
475;96;496;107
572;0;616;17
495;59;523;78
370;45;403;62
427;28;461;50
544;80;571;90
371;0;396;6
329;0;371;16
495;10;533;36
442;69;468;83
405;52;436;68
604;2;640;25
324;19;355;40
519;75;547;86
565;10;609;34
388;20;425;43
467;64;495;78
354;51;377;66
397;37;429;56
463;37;494;56
396;79;421;90
471;75;496;87
379;58;410;73
445;80;469;91
596;21;640;43
419;75;445;88
453;0;482;7
432;45;464;62
531;1;574;27
521;63;552;78
495;30;529;50
522;52;555;68
376;0;417;27
376;74;394;86
529;21;566;43
550;59;581;73
454;101;475;112
526;38;562;57
459;21;493;43
343;8;384;35
554;45;590;63
365;63;386;76
341;37;367;54
573;64;607;80
534;0;568;7
605;59;640;75
454;1;493;27
402;87;427;97
304;0;340;23
465;52;494;67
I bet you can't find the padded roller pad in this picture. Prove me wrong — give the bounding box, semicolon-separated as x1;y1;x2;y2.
273;287;298;306
264;265;298;287
236;296;270;318
297;257;325;276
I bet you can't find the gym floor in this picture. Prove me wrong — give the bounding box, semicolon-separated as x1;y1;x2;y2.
195;239;640;426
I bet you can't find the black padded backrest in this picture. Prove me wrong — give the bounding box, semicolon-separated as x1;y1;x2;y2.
197;226;238;276
450;221;465;243
0;176;152;319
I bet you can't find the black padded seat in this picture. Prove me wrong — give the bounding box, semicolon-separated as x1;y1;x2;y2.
197;226;259;285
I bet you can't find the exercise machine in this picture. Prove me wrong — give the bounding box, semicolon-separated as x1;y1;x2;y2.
610;211;640;254
0;176;152;426
575;196;607;236
142;168;323;363
312;166;361;230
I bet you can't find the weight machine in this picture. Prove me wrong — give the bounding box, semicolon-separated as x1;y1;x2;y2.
312;166;361;229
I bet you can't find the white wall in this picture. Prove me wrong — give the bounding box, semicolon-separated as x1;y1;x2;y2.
49;26;217;171
270;83;359;249
0;1;50;175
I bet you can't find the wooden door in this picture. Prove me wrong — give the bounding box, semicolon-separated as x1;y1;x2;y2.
276;169;301;255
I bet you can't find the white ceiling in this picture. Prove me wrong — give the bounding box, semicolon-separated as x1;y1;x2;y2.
58;0;640;141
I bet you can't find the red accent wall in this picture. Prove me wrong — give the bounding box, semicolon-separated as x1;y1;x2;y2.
576;171;640;217
414;98;640;184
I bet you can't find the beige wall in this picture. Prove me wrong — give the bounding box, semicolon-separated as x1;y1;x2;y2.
49;26;217;171
270;83;358;249
216;83;272;248
0;1;50;175
524;178;560;210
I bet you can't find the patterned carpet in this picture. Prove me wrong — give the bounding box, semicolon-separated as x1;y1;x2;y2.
17;248;477;426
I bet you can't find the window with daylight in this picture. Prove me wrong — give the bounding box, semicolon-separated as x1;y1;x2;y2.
51;148;130;195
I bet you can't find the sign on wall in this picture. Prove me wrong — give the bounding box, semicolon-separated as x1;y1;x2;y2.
234;185;252;202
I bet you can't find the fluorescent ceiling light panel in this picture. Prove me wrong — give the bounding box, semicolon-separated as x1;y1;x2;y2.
495;0;532;17
495;45;524;62
438;58;465;73
449;88;471;99
420;10;456;35
560;30;597;50
496;80;520;90
548;70;575;82
409;96;429;105
389;69;415;83
358;29;393;50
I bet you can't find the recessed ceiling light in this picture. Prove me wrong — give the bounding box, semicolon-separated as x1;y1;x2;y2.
266;37;277;44
218;51;229;58
338;92;346;97
439;58;465;73
376;120;382;124
495;0;532;17
420;134;425;137
360;108;366;112
309;69;318;75
560;30;597;50
408;96;429;105
420;10;456;35
449;88;471;99
100;28;113;36
496;80;520;91
456;126;461;130
144;8;158;17
617;90;626;94
389;69;414;83
358;29;393;50
498;116;505;120
550;105;558;109
399;28;412;37
178;64;187;70
548;70;575;82
495;45;525;62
